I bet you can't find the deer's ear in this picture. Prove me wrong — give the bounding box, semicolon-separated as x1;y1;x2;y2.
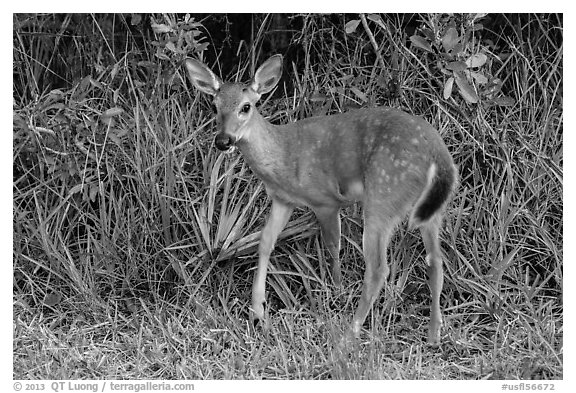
250;54;283;95
185;58;222;96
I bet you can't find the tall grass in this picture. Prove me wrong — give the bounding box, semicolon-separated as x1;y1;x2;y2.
13;13;562;379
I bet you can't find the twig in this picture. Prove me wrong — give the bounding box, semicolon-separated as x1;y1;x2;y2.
360;14;386;70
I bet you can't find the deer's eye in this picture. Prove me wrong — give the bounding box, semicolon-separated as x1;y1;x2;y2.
240;103;251;114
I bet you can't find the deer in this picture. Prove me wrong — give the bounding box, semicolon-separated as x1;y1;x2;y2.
185;54;457;345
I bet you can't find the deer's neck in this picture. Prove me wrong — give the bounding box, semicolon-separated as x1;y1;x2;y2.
236;112;288;182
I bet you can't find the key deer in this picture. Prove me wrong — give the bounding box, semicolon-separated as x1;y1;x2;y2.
185;54;457;345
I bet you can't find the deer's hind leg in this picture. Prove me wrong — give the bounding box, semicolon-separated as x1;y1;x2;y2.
419;213;444;346
350;208;400;337
313;206;342;287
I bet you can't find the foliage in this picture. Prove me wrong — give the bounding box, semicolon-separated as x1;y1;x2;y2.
13;13;562;379
148;13;209;62
410;13;495;104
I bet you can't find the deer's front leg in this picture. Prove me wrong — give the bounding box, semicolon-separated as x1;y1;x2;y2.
251;199;293;327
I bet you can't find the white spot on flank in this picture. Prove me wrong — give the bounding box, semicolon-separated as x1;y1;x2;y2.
348;180;364;197
427;163;437;184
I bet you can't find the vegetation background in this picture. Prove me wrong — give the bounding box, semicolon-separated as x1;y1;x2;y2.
13;13;562;379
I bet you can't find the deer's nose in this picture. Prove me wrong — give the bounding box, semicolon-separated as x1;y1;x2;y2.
215;133;234;151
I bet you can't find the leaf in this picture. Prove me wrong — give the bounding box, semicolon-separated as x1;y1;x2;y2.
191;29;203;37
483;78;503;96
452;42;464;55
137;60;155;69
196;42;209;52
89;78;103;90
89;184;99;202
470;71;488;85
43;292;61;307
130;14;142;26
421;27;435;41
102;107;124;118
151;23;172;34
443;77;454;100
454;72;479;103
410;35;433;52
472;23;484;31
345;20;361;34
442;27;459;52
367;14;382;23
466;53;487;68
68;183;84;197
367;14;386;29
310;92;328;102
445;61;467;72
108;128;126;146
350;86;368;103
490;96;515;106
165;41;178;53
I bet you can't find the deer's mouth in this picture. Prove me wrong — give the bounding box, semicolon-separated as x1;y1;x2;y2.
215;132;237;152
